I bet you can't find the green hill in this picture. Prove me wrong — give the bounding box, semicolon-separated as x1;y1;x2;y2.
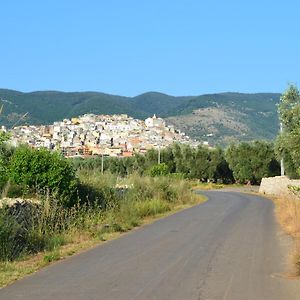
0;89;281;145
131;92;195;116
166;92;280;145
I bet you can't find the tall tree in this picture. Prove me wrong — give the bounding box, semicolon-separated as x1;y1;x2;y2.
226;141;280;184
276;84;300;177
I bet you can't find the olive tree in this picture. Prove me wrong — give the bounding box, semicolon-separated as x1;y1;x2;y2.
275;84;300;177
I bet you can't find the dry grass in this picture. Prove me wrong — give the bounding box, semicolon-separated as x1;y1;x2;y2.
274;195;300;237
273;192;300;276
191;181;224;190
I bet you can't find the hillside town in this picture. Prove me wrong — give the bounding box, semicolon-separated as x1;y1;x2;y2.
8;114;201;157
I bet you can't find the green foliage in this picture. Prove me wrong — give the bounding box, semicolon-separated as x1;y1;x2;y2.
275;134;299;178
123;199;170;220
169;144;233;182
77;170;118;208
148;163;169;177
2;182;28;198
72;140;280;185
225;141;280;184
43;250;60;263
73;144;233;183
0;132;14;190
278;85;300;132
276;85;300;177
9;146;78;206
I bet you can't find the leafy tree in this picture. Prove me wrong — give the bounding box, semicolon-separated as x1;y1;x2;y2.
171;143;191;175
161;147;176;173
226;141;280;184
132;154;146;175
71;144;236;183
276;85;300;177
209;148;233;183
190;146;210;180
144;149;159;169
278;85;300;132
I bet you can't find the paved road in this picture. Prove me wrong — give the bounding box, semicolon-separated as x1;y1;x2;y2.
1;191;300;300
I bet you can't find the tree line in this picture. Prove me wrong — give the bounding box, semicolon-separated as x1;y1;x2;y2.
73;140;280;185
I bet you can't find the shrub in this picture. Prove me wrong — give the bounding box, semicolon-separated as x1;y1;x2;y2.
76;170;118;209
9;146;78;206
148;163;170;177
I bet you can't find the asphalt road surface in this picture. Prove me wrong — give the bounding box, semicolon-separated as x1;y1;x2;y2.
1;191;300;300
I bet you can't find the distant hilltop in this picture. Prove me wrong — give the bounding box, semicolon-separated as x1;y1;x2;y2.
0;89;281;146
8;113;201;158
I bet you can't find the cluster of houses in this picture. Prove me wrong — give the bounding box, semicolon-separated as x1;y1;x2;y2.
8;114;200;157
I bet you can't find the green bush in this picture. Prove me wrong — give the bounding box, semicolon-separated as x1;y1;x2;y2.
9;146;78;206
148;163;170;177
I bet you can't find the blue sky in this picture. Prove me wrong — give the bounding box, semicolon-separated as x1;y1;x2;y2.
0;0;299;96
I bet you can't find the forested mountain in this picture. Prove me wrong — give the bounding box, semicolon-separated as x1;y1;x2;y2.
0;89;281;145
166;92;280;145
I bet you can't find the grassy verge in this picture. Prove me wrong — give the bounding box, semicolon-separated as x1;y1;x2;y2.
191;182;225;190
191;181;250;191
0;173;205;288
272;193;300;276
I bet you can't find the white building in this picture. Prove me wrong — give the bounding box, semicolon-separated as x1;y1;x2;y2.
145;115;166;128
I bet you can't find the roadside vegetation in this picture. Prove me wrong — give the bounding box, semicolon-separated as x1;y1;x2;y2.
272;84;300;275
0;146;203;286
73;141;280;185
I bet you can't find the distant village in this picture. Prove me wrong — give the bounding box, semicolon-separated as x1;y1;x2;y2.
7;114;203;158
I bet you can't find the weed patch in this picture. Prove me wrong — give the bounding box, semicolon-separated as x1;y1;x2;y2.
43;250;61;264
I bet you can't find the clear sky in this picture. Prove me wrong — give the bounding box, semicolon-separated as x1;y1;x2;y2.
1;0;299;96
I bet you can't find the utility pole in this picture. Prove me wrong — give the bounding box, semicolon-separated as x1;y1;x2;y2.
101;153;104;174
280;122;285;176
158;147;161;164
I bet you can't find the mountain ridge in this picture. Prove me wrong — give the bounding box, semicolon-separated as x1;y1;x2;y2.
0;88;281;145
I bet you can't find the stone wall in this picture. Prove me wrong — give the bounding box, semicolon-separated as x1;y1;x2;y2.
259;176;300;196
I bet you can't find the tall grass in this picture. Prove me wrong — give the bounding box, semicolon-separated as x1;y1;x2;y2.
0;198;74;261
0;171;201;263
